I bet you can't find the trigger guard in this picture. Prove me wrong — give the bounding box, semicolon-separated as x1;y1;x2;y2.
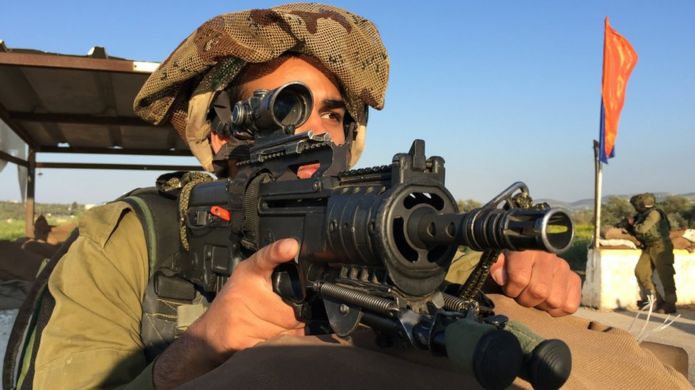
272;264;309;321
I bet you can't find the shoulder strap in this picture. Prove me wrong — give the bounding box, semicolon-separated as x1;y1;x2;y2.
121;186;210;363
121;187;180;274
121;188;185;361
655;208;672;232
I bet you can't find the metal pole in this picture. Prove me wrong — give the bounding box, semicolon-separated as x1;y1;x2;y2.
24;147;36;238
592;140;602;249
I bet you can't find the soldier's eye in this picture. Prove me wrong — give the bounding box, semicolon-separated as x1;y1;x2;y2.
322;111;343;123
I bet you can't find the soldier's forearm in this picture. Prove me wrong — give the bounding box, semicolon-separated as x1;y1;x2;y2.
152;331;222;388
633;211;660;234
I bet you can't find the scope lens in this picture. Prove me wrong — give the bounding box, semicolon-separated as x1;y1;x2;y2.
231;105;242;125
272;83;311;128
273;93;302;125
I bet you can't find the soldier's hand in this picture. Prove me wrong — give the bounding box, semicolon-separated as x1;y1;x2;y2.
489;250;581;317
153;239;305;388
187;238;305;363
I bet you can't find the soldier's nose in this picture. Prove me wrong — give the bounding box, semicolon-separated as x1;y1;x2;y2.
297;113;322;134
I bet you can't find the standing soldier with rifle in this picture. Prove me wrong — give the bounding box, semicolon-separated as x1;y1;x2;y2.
5;4;691;390
625;193;678;314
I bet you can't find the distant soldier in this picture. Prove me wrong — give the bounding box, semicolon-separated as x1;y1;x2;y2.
625;193;677;314
33;214;52;242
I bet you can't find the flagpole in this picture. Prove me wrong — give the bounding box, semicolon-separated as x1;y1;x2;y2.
592;140;602;249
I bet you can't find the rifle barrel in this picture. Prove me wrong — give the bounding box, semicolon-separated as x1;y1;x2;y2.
410;207;574;254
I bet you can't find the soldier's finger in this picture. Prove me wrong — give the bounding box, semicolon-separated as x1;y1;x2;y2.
501;251;535;298
232;307;293;334
536;304;570;318
516;252;556;308
489;253;508;286
244;293;304;329
247;238;299;278
538;260;570;310
535;269;581;316
562;272;582;314
279;327;306;337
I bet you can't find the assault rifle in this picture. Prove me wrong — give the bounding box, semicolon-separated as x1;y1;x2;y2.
615;216;636;232
178;82;575;389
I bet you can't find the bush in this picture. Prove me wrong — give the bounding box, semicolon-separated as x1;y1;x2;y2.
601;196;632;227
457;199;482;212
561;224;593;273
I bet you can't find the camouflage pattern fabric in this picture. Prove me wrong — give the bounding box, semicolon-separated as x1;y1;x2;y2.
134;3;389;171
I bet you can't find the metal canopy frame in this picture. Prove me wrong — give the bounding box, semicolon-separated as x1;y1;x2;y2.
0;44;202;237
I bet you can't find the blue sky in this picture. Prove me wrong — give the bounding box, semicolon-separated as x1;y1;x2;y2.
1;1;693;204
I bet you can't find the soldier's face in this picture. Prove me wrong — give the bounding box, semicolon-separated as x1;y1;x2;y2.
240;56;347;178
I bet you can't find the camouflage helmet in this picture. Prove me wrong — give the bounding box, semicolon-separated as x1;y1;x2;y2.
630;193;656;209
133;3;389;172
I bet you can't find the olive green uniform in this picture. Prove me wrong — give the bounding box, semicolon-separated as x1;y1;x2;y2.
32;203;154;389
632;208;677;305
32;204;692;389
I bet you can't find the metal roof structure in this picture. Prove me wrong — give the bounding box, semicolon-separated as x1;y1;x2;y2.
0;42;201;236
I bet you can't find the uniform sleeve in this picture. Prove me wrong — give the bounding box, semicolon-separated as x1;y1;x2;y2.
633;209;661;234
445;252;480;284
33;202;153;389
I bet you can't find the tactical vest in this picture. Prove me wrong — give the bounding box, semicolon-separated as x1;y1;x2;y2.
634;208;671;246
3;176;210;389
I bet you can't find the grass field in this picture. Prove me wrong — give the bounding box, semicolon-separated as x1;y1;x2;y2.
1;201;82;241
0;220;24;241
0;216;78;241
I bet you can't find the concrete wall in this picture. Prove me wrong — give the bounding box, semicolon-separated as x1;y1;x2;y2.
581;248;695;310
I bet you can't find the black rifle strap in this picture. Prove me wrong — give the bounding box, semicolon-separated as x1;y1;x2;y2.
121;189;179;273
123;185;212;363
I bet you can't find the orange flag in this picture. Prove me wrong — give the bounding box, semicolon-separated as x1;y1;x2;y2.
599;17;638;163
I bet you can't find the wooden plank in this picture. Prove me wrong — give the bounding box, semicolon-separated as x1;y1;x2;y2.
38;145;191;156
35;162;204;171
9;111;151;127
24;149;36;238
0;52;157;74
0;102;34;146
0;149;28;167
